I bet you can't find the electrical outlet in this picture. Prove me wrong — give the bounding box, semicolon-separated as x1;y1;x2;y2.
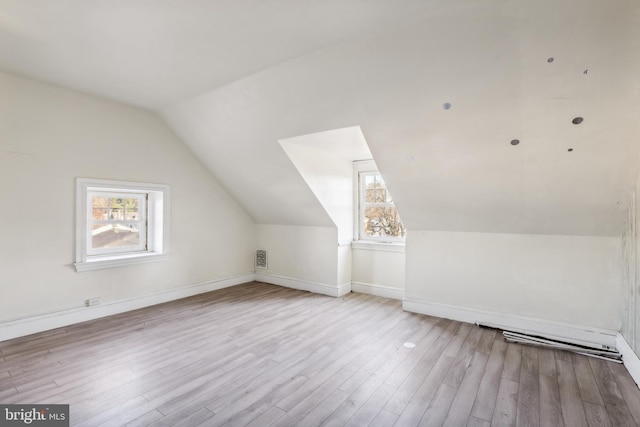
85;297;100;307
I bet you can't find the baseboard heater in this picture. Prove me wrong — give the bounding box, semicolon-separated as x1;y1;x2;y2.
477;323;622;363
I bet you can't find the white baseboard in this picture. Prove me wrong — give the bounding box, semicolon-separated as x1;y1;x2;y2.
337;282;352;297
403;298;618;349
256;272;351;297
351;282;404;300
617;333;640;389
0;273;256;342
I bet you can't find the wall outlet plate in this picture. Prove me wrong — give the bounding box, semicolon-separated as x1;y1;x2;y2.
85;297;100;307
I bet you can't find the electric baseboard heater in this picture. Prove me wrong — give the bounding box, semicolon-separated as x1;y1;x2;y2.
478;323;622;363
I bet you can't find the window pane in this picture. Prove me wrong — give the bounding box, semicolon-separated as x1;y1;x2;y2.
110;198;124;208
92;208;107;221
363;174;394;203
125;210;139;220
365;188;376;203
364;176;379;203
125;198;138;210
92;223;141;249
124;197;140;220
366;175;384;189
92;196;108;208
109;208;124;220
363;206;406;238
364;174;377;187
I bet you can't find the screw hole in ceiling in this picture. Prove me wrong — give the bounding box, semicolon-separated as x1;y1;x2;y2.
583;69;589;75
572;117;584;125
510;139;520;146
547;57;554;63
442;102;452;110
568;148;574;152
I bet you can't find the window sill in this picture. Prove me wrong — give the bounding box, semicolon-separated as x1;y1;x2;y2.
351;240;405;253
74;252;168;272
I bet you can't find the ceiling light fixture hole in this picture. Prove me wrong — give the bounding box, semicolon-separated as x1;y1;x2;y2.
547;57;554;63
510;139;520;146
572;117;584;125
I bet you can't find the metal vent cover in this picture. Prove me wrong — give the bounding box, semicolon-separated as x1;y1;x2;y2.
255;249;267;269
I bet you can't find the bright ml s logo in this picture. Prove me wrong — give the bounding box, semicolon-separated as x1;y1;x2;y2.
1;404;69;426
4;407;46;424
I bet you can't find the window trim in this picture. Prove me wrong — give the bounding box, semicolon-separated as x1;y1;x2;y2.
353;160;406;244
74;178;170;272
351;239;406;253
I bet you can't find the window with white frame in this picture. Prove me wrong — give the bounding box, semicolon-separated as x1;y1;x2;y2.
74;178;170;272
354;161;406;242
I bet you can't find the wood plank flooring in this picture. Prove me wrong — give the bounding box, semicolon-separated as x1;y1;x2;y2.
1;282;639;426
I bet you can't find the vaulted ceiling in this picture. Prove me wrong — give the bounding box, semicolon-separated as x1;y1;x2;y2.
0;0;424;109
2;0;640;236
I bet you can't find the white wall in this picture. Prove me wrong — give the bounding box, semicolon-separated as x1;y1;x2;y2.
621;172;640;358
255;224;339;287
0;72;256;322
278;127;373;294
405;231;620;331
337;244;352;288
282;139;353;240
351;246;405;299
279;126;372;243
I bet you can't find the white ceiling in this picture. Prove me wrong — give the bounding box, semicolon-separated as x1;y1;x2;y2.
0;0;423;109
3;0;640;236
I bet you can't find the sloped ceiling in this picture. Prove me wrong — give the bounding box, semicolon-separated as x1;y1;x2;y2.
0;0;423;109
280;126;373;241
2;1;640;235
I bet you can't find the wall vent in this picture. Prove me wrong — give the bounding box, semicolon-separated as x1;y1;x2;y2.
255;249;267;269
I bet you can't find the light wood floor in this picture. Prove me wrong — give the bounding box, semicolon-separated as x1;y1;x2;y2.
1;282;640;427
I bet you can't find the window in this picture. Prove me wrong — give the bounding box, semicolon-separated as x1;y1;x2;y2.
74;178;170;272
354;161;406;242
88;193;147;256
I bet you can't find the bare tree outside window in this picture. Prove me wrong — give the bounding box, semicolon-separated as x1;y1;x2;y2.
361;173;406;240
